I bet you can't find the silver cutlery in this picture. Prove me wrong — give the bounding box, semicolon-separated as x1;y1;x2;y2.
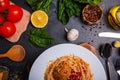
115;58;120;76
98;32;120;38
100;43;112;80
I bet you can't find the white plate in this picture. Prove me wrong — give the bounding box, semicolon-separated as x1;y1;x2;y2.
29;43;107;80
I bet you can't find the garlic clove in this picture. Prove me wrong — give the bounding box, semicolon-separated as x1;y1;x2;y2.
67;29;79;41
113;41;120;48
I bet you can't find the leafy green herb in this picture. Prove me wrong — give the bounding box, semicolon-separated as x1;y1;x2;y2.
29;28;55;48
56;0;80;25
56;0;102;25
74;0;102;5
26;0;53;13
26;0;102;25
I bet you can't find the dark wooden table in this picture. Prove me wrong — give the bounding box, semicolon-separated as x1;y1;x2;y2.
0;0;120;80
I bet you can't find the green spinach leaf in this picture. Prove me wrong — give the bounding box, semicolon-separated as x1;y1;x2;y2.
26;0;53;13
56;0;80;25
74;0;102;5
29;28;55;48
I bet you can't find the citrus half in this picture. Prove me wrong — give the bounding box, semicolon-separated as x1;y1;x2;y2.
31;10;48;28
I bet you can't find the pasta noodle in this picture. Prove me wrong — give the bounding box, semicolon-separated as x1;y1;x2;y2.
44;55;93;80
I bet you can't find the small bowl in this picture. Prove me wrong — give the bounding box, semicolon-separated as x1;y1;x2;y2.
0;66;9;80
82;5;103;25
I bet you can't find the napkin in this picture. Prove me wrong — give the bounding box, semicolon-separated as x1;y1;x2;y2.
6;2;31;42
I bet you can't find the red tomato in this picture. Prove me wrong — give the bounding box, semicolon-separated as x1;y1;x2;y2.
0;22;16;37
0;14;5;24
7;4;23;23
0;0;9;12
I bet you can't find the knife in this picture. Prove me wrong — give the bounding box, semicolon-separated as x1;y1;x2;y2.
98;32;120;38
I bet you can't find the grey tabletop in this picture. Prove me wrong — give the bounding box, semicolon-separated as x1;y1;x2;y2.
0;0;120;80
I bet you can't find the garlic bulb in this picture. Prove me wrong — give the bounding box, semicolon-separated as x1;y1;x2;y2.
67;29;79;41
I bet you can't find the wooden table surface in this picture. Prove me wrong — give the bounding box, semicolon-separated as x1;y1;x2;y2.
0;0;120;80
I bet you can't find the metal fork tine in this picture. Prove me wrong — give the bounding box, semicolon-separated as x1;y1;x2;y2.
115;59;120;70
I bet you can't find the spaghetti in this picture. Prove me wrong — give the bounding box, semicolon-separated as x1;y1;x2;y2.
44;55;93;80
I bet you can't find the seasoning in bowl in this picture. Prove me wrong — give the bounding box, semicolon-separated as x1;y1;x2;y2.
82;5;103;25
0;66;9;80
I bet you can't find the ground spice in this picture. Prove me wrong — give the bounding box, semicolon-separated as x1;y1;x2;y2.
82;5;103;25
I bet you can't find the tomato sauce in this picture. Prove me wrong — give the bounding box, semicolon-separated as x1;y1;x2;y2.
68;69;81;80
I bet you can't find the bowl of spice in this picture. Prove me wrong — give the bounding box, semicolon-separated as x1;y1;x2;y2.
0;66;9;80
82;4;103;25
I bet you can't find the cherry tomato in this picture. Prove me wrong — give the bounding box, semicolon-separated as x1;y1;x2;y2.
0;14;5;24
0;22;16;37
7;4;23;23
0;0;9;12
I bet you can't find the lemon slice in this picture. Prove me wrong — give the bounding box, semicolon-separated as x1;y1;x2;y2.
31;10;48;28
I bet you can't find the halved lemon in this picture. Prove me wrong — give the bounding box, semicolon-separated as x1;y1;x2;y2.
31;10;48;28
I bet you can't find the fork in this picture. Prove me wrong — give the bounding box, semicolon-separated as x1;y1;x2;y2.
115;58;120;76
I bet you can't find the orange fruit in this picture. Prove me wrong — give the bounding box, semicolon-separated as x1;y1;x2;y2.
31;10;48;28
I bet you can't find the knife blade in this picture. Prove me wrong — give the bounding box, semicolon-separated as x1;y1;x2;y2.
98;32;120;38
